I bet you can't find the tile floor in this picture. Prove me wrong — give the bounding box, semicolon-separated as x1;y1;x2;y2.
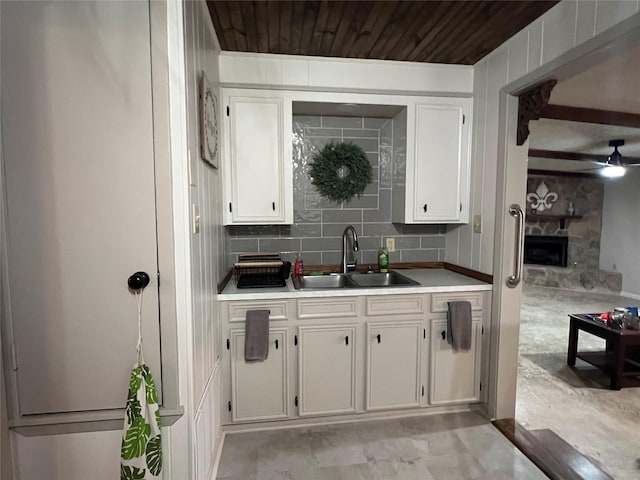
216;411;546;479
518;284;640;480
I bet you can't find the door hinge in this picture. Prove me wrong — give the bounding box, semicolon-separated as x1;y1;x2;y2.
227;401;232;412
226;106;230;116
229;202;232;213
421;386;425;397
10;344;18;371
294;334;298;346
294;396;298;407
226;339;230;350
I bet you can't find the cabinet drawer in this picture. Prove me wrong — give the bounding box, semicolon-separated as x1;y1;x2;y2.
431;292;483;313
228;301;289;323
297;298;358;319
366;295;425;316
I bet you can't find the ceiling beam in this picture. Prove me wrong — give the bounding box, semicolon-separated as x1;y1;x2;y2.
540;104;640;129
528;149;602;162
529;148;640;165
528;169;601;179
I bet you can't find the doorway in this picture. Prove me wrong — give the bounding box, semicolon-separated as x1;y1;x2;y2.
511;36;640;480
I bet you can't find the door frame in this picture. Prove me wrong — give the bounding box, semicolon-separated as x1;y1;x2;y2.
489;14;640;419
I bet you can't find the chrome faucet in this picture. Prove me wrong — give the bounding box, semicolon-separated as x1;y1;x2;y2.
341;225;359;274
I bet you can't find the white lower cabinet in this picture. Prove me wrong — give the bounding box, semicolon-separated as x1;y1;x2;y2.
366;321;423;410
429;319;481;405
222;289;488;425
230;328;289;422
298;325;357;416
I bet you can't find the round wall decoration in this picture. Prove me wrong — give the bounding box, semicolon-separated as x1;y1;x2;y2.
309;142;372;203
199;71;219;168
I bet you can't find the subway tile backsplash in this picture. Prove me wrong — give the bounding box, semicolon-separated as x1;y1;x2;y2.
224;115;447;269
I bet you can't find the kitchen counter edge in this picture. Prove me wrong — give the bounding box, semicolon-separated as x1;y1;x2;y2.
218;268;492;301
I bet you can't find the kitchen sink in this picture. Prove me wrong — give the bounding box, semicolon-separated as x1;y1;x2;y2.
291;273;356;290
291;271;419;290
348;271;420;288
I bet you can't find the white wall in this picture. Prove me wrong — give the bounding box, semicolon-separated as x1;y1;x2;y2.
218;51;472;95
0;2;13;474
183;1;224;478
600;169;640;299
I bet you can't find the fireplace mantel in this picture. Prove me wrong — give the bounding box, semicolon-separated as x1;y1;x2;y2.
526;214;583;229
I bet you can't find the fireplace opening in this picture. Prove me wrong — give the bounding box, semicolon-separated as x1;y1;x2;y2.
524;235;568;267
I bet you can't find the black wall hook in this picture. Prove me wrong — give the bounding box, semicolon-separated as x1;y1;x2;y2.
128;271;150;290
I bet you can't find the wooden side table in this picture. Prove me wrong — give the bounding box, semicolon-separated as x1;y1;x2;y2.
567;313;640;390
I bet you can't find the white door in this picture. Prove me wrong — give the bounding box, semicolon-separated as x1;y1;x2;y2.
491;95;528;418
413;101;467;222
2;1;161;415
226;94;288;224
366;322;422;410
298;325;357;416
430;319;481;405
230;329;289;422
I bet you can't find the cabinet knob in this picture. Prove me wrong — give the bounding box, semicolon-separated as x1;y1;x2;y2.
272;202;276;211
127;271;150;290
423;204;428;213
275;339;279;349
345;336;349;346
376;334;381;344
441;330;446;340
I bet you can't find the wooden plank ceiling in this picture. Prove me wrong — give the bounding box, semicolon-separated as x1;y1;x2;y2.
207;1;558;65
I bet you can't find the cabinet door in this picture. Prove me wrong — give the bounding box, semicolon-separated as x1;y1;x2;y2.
298;325;357;416
2;0;162;415
430;319;481;405
413;100;469;222
366;322;422;410
230;328;289;422
225;94;292;224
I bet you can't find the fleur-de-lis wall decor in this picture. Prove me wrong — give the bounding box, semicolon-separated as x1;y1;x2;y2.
526;181;558;212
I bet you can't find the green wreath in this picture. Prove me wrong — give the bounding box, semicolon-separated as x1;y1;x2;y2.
309;142;372;203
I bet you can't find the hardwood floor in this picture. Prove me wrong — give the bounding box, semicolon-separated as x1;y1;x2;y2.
493;418;613;480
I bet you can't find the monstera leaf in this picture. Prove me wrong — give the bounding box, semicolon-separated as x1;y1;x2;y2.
121;417;150;460
125;397;142;425
120;465;146;480
146;435;163;476
127;367;142;400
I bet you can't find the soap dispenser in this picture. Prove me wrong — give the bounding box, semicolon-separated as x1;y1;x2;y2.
378;244;389;273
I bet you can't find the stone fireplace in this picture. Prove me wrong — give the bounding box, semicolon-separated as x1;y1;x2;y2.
524;175;621;293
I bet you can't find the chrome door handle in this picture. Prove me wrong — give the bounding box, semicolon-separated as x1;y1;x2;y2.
506;204;525;288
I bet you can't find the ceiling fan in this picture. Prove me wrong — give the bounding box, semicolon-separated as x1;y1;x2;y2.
585;139;640;178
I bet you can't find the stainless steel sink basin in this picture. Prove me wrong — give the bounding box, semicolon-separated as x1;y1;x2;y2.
348;271;420;288
291;271;419;290
292;273;356;290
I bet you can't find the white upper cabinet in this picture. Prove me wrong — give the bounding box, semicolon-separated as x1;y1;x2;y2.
222;88;293;224
393;97;471;224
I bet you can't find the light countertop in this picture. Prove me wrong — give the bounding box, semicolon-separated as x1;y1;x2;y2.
218;268;491;301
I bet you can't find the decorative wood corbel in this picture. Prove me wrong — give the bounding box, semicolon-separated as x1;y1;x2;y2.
517;79;557;145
